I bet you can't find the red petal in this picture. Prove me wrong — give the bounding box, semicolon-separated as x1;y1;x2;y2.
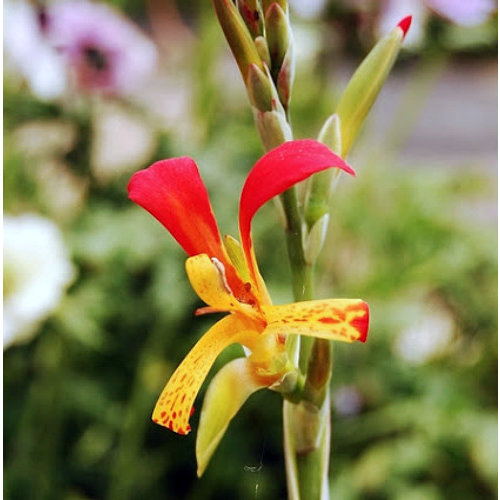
128;158;225;259
397;16;412;39
239;140;355;280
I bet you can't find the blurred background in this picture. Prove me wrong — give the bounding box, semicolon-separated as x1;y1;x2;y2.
3;1;497;499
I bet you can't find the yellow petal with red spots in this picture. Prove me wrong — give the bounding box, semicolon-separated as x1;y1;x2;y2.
262;299;369;343
152;313;261;434
185;254;256;315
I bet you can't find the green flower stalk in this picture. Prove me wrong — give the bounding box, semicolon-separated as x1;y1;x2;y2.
211;1;411;497
124;3;412;498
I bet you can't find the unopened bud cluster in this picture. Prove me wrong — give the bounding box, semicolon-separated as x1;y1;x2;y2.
213;0;294;150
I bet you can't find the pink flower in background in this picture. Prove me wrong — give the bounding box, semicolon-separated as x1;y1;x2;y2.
4;0;67;100
379;0;497;45
47;1;158;95
426;0;497;26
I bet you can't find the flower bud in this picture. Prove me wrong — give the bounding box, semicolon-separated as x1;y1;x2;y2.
304;214;329;265
304;114;342;228
303;339;332;406
253;108;293;151
247;63;274;111
212;0;264;81
254;35;271;68
317;113;342;153
264;3;290;78
237;0;264;38
276;44;295;113
262;0;287;13
336;16;411;157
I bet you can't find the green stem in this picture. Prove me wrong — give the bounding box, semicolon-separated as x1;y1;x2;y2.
279;180;331;500
295;396;331;500
284;395;331;500
281;188;312;302
248;41;331;500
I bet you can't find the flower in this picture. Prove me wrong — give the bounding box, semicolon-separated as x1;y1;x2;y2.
425;0;496;26
4;214;75;348
3;0;67;100
289;0;327;20
90;101;157;183
47;1;158;96
378;0;496;46
393;304;455;364
129;139;369;440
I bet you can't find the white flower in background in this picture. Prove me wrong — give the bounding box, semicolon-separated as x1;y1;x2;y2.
378;0;497;46
47;1;158;96
289;0;327;19
292;24;323;70
3;0;67;100
333;386;363;416
393;306;455;364
13;120;88;220
90;101;157;183
426;0;496;26
34;159;89;220
13;120;77;159
4;214;76;348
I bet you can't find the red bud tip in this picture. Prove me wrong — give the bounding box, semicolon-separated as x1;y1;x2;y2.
397;15;412;38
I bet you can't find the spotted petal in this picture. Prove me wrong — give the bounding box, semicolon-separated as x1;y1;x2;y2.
239;140;355;286
262;299;369;343
152;313;261;434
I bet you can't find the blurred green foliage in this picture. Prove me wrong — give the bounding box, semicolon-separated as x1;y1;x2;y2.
4;1;497;500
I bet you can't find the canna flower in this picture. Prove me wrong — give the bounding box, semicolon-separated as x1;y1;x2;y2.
128;140;369;471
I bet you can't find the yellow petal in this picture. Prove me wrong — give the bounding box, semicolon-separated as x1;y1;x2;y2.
152;313;260;434
185;254;255;315
196;358;266;477
262;299;369;343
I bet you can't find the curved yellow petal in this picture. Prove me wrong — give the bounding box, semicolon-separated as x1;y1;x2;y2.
185;254;256;315
196;358;266;477
152;313;261;434
262;299;369;343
